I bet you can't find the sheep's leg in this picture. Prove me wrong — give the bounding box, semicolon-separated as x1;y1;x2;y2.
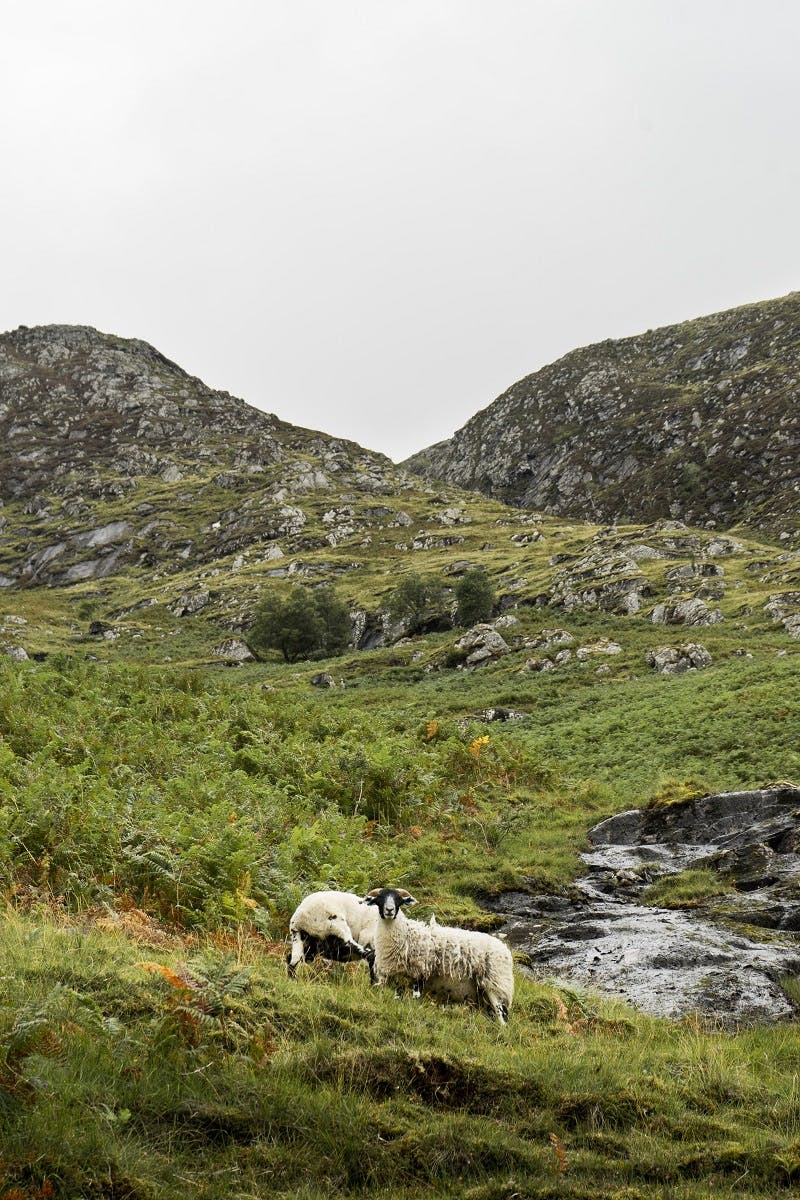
365;948;377;984
412;979;424;999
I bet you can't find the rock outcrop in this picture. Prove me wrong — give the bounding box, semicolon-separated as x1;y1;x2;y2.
490;786;800;1025
406;292;800;536
453;623;510;668
646;643;712;673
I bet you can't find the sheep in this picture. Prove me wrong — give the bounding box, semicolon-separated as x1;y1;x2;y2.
287;889;377;980
364;887;514;1023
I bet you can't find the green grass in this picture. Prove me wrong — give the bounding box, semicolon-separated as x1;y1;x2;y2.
641;869;734;909
2;911;800;1200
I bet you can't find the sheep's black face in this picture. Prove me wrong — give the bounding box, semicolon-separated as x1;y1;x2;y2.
364;887;416;920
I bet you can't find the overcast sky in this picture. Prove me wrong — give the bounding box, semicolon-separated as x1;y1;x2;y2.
1;2;798;461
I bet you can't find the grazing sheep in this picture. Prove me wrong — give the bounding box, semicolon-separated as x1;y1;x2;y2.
364;887;514;1023
287;889;377;980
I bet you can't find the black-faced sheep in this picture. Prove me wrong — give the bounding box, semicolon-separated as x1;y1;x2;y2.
287;889;377;980
364;887;514;1023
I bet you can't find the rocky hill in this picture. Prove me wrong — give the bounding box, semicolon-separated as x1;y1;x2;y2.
405;292;800;538
4;320;800;670
0;324;404;589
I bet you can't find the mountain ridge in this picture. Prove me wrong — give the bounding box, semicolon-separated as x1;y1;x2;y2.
405;291;800;538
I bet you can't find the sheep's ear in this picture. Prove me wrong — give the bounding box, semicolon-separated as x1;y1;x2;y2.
363;888;383;904
397;890;417;905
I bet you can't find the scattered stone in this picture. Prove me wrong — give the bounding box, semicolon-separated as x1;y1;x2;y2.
651;598;723;626
73;521;131;548
410;534;465;551
211;638;255;662
522;656;555;673
453;623;510;668
551;548;652;614
436;507;466;525
1;644;28;661
524;628;574;651
626;543;667;561
646;643;712;673
169;590;211;617
705;536;743;556
276;506;307;536
491;614;518;629
765;592;800;638
576;638;622;660
479;707;527;722
310;672;336;688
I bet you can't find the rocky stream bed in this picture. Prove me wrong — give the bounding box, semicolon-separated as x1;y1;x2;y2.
490;786;800;1025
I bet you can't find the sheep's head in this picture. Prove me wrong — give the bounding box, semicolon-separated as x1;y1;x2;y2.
364;887;417;920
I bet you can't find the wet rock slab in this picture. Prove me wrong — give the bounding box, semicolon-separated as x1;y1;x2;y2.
490;787;800;1025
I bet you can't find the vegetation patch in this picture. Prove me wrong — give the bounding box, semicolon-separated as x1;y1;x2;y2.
641;868;734;909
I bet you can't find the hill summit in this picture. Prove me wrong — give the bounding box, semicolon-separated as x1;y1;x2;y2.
0;323;398;588
405;292;800;537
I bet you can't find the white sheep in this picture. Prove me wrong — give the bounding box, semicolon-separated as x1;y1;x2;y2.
364;887;514;1023
287;889;377;980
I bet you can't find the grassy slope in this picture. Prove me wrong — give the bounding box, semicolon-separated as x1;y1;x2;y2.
2;631;800;1197
3;914;800;1200
3;499;800;1197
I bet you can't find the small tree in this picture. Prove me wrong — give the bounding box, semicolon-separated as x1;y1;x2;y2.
387;573;447;634
455;568;496;626
250;585;351;662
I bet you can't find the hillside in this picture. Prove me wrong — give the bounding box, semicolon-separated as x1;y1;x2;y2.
405;292;800;537
0;323;400;588
2;322;800;1199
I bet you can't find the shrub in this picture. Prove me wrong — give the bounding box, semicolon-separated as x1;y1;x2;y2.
249;585;351;662
387;573;448;634
455;568;496;626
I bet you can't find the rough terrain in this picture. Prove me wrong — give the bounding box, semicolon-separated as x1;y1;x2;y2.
406;292;800;537
493;786;800;1024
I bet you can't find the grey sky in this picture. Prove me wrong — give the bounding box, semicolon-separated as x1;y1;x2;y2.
2;1;798;461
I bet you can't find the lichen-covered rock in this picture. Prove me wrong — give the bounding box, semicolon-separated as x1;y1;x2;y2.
310;672;336;688
765;592;800;638
550;547;652;615
651;598;723;626
491;614;518;629
170;590;211;617
524;628;574;651
576;638;622;660
454;623;510;668
211;639;254;662
646;643;712;673
522;656;555;673
1;643;28;660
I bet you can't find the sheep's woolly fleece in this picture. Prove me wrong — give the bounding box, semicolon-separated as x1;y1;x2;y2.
367;891;513;1021
289;890;377;950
